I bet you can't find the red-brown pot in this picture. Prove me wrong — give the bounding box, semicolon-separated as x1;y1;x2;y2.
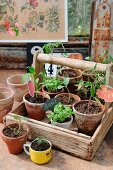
1;123;29;154
57;68;82;93
23;92;49;121
55;93;81;107
0;87;14;123
41;85;63;98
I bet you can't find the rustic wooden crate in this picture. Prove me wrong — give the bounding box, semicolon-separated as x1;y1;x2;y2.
5;53;113;160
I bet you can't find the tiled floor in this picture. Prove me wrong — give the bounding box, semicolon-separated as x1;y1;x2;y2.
0;70;113;170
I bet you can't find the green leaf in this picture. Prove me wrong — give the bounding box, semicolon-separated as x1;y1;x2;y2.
35;78;39;84
13;115;21;121
90;86;95;97
57;85;64;89
28;66;35;75
63;77;70;86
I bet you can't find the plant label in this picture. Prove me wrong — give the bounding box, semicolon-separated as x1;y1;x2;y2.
42;98;60;111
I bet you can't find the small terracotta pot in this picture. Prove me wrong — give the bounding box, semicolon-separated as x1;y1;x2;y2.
73;100;105;135
57;68;82;93
54;116;73;129
7;74;28;102
55;93;81;107
69;53;83;60
23;92;49;121
1;123;29;154
0;87;14;123
41;85;63;98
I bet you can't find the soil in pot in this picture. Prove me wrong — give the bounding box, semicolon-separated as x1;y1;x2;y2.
3;124;27;138
58;95;75;105
31;140;50;151
25;94;47;104
74;101;102;115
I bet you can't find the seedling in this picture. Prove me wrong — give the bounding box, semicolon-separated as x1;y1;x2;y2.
47;102;74;124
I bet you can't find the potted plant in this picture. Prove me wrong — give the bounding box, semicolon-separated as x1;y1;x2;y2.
1;115;29;154
47;102;74;129
73;77;105;135
23;137;52;164
0;87;14;123
57;67;82;93
7;74;28;102
55;93;81;107
23;66;50;120
40;70;64;98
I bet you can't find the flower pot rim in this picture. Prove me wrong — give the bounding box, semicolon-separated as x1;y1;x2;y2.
73;100;105;116
1;122;29;140
7;74;27;86
23;92;49;106
29;139;52;153
0;87;14;102
57;68;82;80
55;92;81;100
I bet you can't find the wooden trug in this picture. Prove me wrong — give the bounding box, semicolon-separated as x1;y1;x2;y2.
6;53;113;160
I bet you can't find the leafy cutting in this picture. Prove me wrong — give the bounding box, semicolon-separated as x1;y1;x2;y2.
47;102;74;124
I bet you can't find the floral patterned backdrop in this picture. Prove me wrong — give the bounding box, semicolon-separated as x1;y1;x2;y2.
0;0;67;42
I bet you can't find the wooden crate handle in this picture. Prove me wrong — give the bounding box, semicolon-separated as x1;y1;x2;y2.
35;52;107;72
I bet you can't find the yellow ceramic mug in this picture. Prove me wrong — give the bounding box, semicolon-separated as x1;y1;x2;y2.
23;139;52;164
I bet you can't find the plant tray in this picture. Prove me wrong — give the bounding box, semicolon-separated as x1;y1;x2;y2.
5;54;113;160
5;102;113;160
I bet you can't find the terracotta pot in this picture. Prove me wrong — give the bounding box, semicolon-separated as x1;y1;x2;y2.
1;123;29;154
23;92;49;121
0;87;14;123
82;71;95;82
73;100;105;135
55;93;81;107
69;53;83;60
7;74;28;102
53;115;73;129
57;68;82;93
41;85;63;98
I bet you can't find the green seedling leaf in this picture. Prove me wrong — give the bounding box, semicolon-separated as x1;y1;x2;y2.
90;86;95;97
28;66;35;75
57;85;64;90
63;77;70;86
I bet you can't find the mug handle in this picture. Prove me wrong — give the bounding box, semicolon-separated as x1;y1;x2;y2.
23;144;30;155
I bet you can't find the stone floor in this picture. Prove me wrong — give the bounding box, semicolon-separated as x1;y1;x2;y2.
0;70;113;170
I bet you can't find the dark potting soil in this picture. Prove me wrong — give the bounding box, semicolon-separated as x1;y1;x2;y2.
57;95;75;105
60;69;78;78
3;125;27;138
74;101;102;115
31;140;50;151
26;95;47;104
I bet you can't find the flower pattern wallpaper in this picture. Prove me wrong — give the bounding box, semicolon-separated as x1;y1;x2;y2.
0;0;67;42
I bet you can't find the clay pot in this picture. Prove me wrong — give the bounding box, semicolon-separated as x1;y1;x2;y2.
54;116;73;129
7;74;28;102
82;71;95;82
57;68;82;93
0;87;14;123
1;123;29;154
23;92;49;121
73;100;105;135
55;93;81;107
41;85;63;98
69;53;83;60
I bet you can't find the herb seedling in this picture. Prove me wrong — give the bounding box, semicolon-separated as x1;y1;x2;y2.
47;102;74;124
40;70;70;93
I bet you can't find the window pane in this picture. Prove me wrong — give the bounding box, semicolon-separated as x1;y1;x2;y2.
68;0;92;36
